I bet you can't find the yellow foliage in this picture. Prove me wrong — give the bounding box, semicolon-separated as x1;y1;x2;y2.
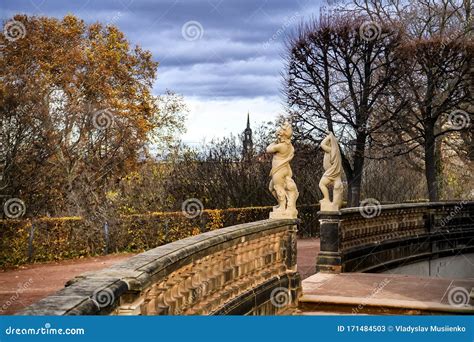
206;210;224;231
0;204;320;268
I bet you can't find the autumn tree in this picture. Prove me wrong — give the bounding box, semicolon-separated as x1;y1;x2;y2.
0;14;184;217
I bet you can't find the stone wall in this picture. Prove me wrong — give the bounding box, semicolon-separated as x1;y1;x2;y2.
316;201;474;273
19;219;301;316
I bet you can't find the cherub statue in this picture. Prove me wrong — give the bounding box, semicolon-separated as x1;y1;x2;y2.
319;131;343;211
267;121;299;219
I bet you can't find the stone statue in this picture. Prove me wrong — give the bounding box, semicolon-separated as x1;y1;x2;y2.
319;131;343;211
267;121;299;219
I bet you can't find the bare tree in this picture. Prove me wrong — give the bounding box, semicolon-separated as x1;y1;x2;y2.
284;12;406;205
348;0;473;200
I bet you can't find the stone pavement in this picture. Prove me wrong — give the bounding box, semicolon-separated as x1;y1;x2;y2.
0;254;133;315
299;272;474;314
296;238;320;280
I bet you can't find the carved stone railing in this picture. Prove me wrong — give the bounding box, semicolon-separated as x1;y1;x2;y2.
19;219;300;315
316;201;474;273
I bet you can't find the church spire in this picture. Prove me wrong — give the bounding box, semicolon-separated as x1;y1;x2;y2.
242;112;253;161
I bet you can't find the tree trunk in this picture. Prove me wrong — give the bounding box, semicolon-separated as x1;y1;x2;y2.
350;131;366;206
347;183;353;206
350;182;361;206
341;160;363;207
350;163;363;206
341;153;354;207
424;122;439;201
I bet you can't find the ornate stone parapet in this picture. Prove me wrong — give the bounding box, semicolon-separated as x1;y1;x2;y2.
316;201;474;273
19;219;301;316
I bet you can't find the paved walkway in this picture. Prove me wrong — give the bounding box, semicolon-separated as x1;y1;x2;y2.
299;272;474;314
0;238;321;314
0;254;134;315
296;238;320;280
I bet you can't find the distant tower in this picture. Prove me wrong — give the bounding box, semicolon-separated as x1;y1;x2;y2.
242;112;253;160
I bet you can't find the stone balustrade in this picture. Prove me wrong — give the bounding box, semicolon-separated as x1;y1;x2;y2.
316;201;474;273
19;219;300;316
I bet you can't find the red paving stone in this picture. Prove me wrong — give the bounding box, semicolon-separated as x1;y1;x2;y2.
301;272;474;314
0;254;134;315
297;238;320;280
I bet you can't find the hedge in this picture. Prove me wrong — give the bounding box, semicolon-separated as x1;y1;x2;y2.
0;204;320;268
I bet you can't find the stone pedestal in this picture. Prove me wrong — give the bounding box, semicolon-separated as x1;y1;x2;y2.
315;211;342;273
319;199;340;212
269;209;298;220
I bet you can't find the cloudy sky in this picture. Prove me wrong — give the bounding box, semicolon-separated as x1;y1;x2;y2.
2;0;325;143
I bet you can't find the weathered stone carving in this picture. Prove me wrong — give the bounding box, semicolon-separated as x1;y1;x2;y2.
19;220;301;316
138;230;291;315
316;202;474;273
319;131;343;212
267;121;299;219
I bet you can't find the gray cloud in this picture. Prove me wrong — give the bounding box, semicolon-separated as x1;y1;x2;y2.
2;0;322;99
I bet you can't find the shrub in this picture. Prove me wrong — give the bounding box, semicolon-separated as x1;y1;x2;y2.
0;205;319;268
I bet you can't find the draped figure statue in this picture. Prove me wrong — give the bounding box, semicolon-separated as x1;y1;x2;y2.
267;121;299;219
319;131;343;211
